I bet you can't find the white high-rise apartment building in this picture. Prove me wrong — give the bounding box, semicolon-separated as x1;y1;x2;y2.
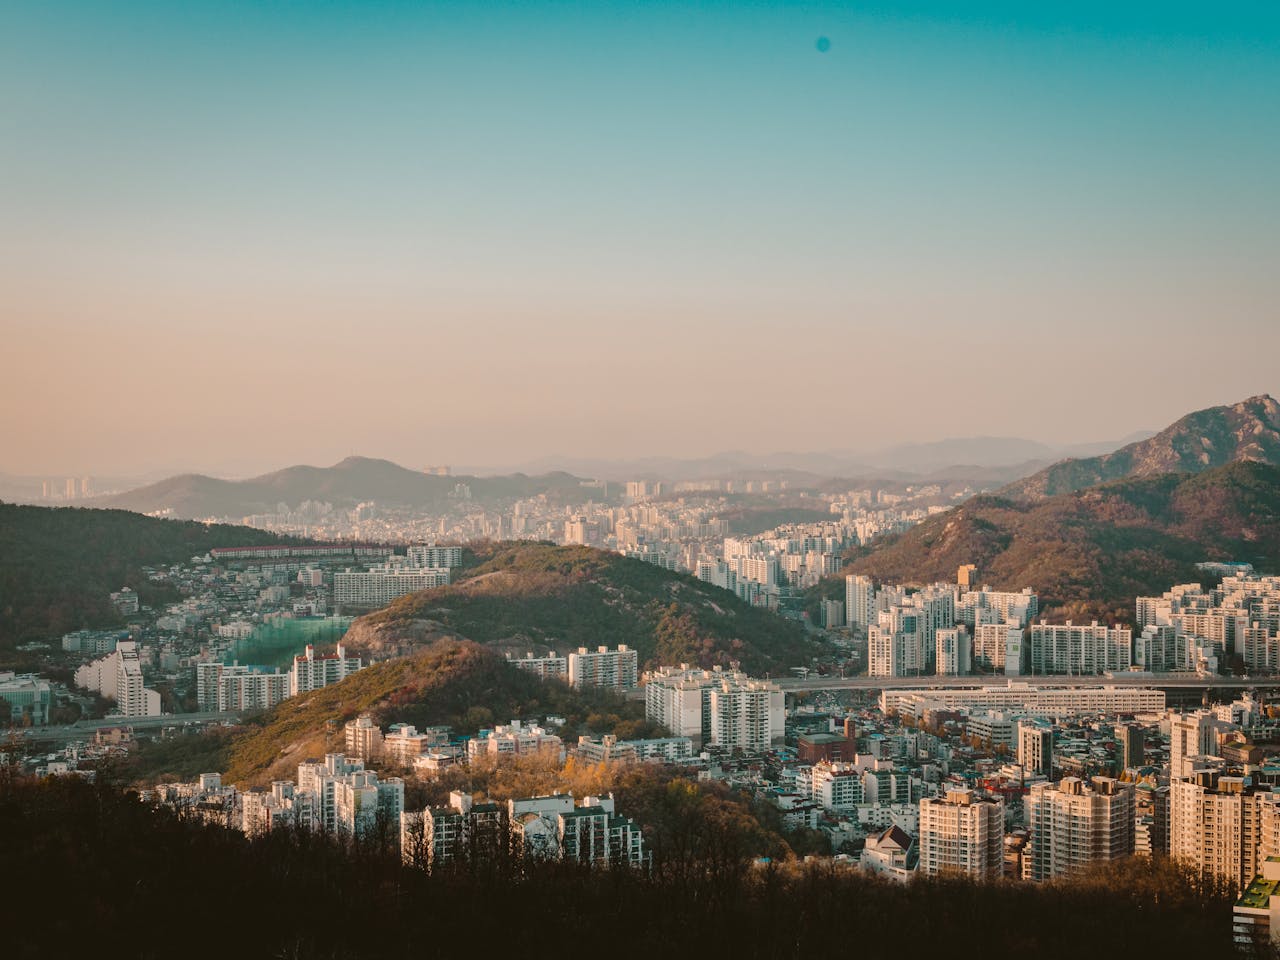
1170;773;1267;889
974;623;1024;675
917;585;957;672
1027;621;1133;675
1133;624;1182;672
1169;709;1221;781
709;682;780;753
869;606;924;677
959;587;1038;629
644;666;783;751
1024;777;1134;881
845;575;876;630
935;625;971;676
568;645;639;691
74;640;161;717
917;788;1004;879
1018;722;1054;777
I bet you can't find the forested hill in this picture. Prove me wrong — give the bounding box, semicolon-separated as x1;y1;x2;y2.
344;542;824;675
0;503;285;650
132;639;668;786
835;461;1280;623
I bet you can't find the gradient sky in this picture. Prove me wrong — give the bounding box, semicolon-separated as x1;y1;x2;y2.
3;1;1278;476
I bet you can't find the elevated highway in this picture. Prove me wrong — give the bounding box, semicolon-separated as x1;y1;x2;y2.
15;712;240;747
774;674;1280;694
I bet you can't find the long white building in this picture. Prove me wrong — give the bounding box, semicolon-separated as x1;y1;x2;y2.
568;645;639;691
332;566;451;608
1027;621;1133;675
881;681;1165;718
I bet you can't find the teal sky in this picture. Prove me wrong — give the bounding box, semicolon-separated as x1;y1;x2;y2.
2;1;1278;474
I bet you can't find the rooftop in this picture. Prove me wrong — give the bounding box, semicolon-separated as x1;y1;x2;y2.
1238;876;1280;911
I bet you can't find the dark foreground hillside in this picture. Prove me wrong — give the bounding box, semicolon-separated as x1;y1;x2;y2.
0;503;286;651
0;772;1249;960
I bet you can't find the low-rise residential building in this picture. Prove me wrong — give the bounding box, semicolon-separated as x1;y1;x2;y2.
861;825;916;882
0;672;52;726
1235;856;1280;951
467;721;565;762
575;734;693;764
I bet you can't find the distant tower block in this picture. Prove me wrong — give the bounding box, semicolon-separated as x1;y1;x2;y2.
65;478;77;500
958;564;978;591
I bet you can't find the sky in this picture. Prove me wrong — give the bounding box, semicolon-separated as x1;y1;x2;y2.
2;0;1278;476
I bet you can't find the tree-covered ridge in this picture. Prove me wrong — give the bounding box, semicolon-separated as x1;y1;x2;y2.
0;772;1246;960
0;503;286;650
835;462;1280;623
127;639;665;787
1002;393;1280;501
350;542;824;674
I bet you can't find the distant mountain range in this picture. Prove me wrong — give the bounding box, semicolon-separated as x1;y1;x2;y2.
1001;395;1280;501
72;429;1163;521
91;457;591;520
476;433;1154;482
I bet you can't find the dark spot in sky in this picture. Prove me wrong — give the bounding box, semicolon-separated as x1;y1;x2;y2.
816;36;831;53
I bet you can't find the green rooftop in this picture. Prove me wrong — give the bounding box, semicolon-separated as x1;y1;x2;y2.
1236;877;1280;910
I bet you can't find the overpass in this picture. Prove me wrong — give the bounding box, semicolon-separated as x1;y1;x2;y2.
773;674;1280;694
15;712;240;747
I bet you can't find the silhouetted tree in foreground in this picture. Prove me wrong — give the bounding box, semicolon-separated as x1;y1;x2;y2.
0;772;1262;960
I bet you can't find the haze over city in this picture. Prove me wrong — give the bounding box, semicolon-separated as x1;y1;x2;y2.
3;1;1279;475
11;5;1280;958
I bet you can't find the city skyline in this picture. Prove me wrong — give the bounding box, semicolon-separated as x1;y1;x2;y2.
4;1;1279;475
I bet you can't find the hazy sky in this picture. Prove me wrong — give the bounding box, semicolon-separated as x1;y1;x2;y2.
3;1;1278;476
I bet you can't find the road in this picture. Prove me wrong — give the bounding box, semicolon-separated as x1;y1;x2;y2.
773;674;1280;693
17;711;240;746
